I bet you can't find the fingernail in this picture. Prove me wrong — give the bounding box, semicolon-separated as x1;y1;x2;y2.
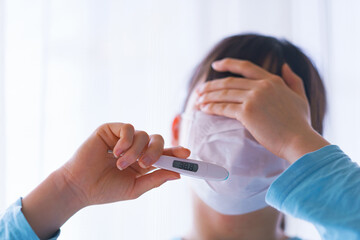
140;157;152;168
199;104;206;110
211;61;219;69
195;97;200;106
197;96;204;103
167;176;180;181
117;161;129;170
197;84;205;93
115;149;123;158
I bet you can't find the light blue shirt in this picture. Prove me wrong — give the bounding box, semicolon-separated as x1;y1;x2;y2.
0;198;59;240
266;145;360;240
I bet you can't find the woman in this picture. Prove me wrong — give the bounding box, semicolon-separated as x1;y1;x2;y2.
172;34;326;240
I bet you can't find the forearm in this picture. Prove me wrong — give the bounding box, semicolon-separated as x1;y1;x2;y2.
22;169;85;239
267;145;360;239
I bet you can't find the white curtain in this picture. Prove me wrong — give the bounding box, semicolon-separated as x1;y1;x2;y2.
0;0;358;239
0;0;5;211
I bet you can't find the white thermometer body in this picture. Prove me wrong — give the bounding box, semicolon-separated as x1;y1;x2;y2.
153;155;229;181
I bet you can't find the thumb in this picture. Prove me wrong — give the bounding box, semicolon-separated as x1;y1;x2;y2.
131;170;180;198
282;63;307;100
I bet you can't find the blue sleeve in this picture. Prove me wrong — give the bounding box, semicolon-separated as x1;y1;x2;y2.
0;198;60;240
266;145;360;240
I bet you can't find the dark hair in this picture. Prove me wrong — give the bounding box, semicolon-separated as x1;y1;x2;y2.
184;33;326;134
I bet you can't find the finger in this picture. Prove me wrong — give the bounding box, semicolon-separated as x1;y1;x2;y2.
162;146;191;159
212;58;271;79
130;169;180;199
95;122;126;149
116;130;149;170
132;146;191;174
197;77;255;94
282;63;307;100
197;89;247;105
112;123;135;157
138;134;165;169
199;103;242;120
129;161;156;176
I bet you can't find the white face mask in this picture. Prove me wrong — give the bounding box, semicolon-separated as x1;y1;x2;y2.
180;110;289;215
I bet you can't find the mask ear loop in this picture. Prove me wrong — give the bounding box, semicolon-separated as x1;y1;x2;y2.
181;111;205;159
181;111;218;160
179;112;195;153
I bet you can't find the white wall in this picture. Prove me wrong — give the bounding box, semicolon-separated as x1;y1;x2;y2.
327;0;360;161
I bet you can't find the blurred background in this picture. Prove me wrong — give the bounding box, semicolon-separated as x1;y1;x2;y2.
0;0;359;239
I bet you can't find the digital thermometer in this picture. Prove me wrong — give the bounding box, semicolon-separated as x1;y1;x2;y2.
153;155;229;181
107;150;229;181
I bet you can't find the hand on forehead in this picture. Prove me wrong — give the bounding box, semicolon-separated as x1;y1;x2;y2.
185;58;275;112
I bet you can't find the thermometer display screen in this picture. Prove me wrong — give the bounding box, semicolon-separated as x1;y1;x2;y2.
173;160;198;172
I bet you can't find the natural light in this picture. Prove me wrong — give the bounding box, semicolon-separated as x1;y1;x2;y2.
1;0;360;239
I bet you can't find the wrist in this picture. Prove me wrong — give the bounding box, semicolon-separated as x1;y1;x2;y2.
22;169;86;239
284;127;330;164
54;167;88;210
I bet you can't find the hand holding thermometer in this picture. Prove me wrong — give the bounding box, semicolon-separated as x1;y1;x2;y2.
107;150;229;181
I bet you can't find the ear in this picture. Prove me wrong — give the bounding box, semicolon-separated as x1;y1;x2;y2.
171;114;181;146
